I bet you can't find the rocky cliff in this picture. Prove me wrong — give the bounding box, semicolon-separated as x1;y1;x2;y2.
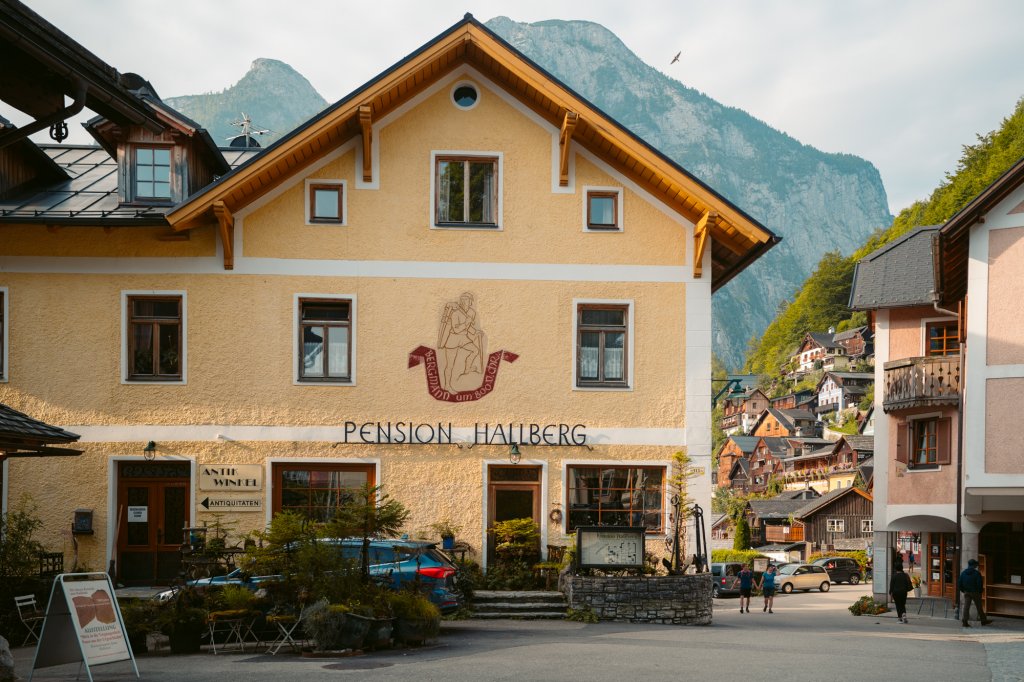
485;17;892;368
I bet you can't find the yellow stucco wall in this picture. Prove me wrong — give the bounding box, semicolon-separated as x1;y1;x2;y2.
0;75;698;575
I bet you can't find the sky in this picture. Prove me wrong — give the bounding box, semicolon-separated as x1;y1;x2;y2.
10;0;1024;214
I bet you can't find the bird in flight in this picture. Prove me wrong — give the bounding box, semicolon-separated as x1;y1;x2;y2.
670;51;681;64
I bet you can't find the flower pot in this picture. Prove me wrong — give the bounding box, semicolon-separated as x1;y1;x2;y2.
308;609;371;651
442;536;455;550
365;617;394;650
168;627;203;654
393;616;439;646
913;587;922;598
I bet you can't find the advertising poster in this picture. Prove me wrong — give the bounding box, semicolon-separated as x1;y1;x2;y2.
62;579;131;666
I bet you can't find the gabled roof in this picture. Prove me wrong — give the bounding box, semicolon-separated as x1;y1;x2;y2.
838;435;874;454
816;371;873;392
832;326;869;342
795;486;872;519
850;225;941;310
722;436;760;455
728;457;751;480
0;403;82;460
748;497;808;520
938;155;1024;305
165;14;778;289
797;331;842;353
757;436;791;458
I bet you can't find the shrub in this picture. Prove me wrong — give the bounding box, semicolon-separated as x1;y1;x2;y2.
807;550;869;571
848;595;888;616
711;549;767;565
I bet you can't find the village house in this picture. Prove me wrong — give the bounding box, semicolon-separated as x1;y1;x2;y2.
815;371;873;416
852;159;1024;616
0;5;780;580
770;389;816;412
750;407;817;438
715;435;759;491
790;331;846;376
718;387;769;435
832;325;873;362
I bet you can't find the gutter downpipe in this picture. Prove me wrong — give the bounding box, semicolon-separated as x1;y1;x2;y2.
931;280;962;618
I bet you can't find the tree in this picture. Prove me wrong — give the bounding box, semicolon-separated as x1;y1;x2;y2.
328;484;410;582
734;516;751;551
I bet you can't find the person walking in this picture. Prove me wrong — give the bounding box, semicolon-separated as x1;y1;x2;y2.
889;564;913;623
958;558;993;627
759;564;778;613
738;564;754;613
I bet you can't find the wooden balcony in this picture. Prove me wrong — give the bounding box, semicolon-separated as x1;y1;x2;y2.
883;356;960;413
764;525;804;543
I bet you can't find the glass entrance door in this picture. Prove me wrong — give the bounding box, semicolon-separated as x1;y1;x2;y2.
926;532;957;600
117;462;190;584
486;465;541;565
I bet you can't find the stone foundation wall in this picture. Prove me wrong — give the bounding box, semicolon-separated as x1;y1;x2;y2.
565;574;713;625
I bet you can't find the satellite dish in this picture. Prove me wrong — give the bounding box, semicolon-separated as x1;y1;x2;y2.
226;112;272;148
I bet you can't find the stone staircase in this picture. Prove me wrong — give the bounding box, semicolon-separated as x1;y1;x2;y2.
471;590;568;619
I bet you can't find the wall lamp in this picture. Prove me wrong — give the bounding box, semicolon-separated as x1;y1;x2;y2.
143;441;157;461
509;443;521;464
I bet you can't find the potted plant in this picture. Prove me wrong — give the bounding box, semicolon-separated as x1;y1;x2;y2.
119;600;156;654
911;574;922;597
304;601;371;652
156;586;207;654
388;591;440;646
429;519;462;550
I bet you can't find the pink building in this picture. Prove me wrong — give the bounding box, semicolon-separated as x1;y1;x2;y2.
852;158;1024;617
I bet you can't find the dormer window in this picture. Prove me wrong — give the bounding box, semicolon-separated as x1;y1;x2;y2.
133;146;172;202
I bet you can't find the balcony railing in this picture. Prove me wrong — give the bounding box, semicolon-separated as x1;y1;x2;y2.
883;355;960;413
765;525;804;543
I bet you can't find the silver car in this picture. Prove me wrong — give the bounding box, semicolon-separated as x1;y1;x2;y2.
776;563;831;593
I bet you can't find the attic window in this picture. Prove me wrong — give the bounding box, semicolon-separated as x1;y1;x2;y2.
452;83;479;109
134;147;172;201
584;188;622;231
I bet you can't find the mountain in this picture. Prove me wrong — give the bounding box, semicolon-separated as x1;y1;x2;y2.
165;58;327;148
745;97;1024;378
485;18;892;369
163;23;892;368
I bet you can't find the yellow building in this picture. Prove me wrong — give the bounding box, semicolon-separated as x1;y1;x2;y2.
0;13;776;582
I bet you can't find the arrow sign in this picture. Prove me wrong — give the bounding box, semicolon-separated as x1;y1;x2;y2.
199;497;262;511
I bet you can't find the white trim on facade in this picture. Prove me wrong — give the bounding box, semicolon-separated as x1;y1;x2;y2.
292;293;358;386
429;150;504;231
263;457;381;527
0;285;7;382
449;80;481;111
120;290;188;385
581;185;624;232
570;298;635;392
685;245;713;528
303;179;348;227
106;455;197;573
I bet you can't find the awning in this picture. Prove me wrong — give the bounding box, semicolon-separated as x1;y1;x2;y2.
0;403;82;462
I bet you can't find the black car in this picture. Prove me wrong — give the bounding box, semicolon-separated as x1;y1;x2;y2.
812;557;862;584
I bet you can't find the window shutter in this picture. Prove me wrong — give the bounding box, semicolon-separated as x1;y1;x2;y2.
895;423;909;465
936;418;952;466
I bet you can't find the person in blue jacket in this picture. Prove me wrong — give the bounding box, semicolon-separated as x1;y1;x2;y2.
737;564;754;613
759;564;778;613
957;558;992;627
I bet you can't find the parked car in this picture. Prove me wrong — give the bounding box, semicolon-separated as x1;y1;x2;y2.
775;563;831;593
710;562;744;598
812;557;862;584
155;538;461;613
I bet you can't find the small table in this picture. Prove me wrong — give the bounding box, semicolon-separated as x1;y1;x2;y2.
448;541;472;563
207;610;256;654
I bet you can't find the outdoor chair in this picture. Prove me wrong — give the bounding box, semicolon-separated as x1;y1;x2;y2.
15;594;45;646
266;602;315;655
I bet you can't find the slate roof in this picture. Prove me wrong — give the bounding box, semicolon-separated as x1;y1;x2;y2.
804;332;843;350
795;486;872;519
723;436;760;454
832;326;868;342
759;436;790;458
0;403;81;458
850;225;941;310
841;435;874;454
754;542;804;552
748;498;809;519
0;146;260;224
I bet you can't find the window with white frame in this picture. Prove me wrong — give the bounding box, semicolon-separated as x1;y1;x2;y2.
126;295;183;381
861;519;873;533
308;182;344;224
576;303;629;388
132;146;173;202
435;155;498;227
298;298;352;382
827;518;845;533
584;187;623;231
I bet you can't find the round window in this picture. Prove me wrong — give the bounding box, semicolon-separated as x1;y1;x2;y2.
452;84;478;109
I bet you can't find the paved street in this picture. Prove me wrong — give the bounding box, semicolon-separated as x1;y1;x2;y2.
12;586;1024;681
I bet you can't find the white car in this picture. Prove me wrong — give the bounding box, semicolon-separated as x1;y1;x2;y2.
775;563;831;593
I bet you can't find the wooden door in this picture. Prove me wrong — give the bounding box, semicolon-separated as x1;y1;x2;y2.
926;532;957;600
117;462;190;584
486;465;541;564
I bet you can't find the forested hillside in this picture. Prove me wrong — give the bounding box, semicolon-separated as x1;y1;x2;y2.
745;97;1024;379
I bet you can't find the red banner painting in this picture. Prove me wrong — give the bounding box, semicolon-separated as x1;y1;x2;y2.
408;345;518;402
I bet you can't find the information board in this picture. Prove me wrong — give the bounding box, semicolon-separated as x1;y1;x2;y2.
576;527;645;569
30;573;139;682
